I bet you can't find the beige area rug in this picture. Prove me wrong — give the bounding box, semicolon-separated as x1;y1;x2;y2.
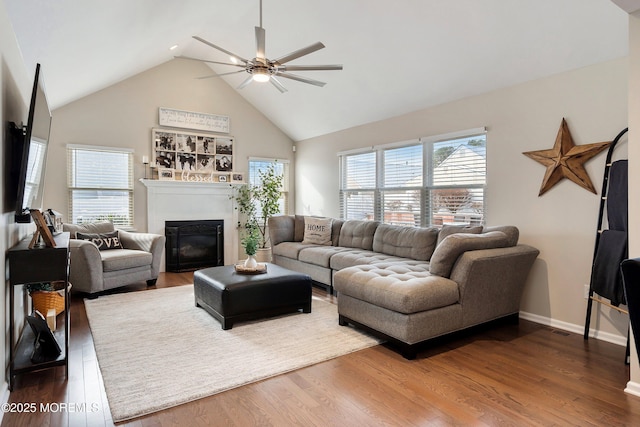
84;285;382;422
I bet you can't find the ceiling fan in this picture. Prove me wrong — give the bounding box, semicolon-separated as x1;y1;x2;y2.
176;0;342;93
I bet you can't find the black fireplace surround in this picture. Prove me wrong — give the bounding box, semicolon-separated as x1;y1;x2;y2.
165;220;224;272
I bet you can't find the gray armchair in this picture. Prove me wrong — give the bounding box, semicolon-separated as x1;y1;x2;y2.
62;221;165;296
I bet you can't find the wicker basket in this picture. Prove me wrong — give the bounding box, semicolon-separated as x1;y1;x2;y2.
31;281;70;316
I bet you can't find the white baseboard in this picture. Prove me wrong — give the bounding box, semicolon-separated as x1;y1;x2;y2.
0;380;9;425
625;380;640;397
519;311;627;347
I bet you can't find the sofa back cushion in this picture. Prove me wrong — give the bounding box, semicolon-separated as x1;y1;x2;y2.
338;220;379;250
63;221;115;238
331;219;344;246
294;215;305;241
429;231;511;278
268;215;295;246
372;224;439;261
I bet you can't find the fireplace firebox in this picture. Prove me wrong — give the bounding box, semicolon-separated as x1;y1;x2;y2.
165;220;224;272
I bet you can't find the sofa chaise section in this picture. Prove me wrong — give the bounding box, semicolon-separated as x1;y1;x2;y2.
269;215;539;358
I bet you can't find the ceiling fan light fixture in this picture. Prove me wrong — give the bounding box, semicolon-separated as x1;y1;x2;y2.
252;69;270;82
191;0;341;91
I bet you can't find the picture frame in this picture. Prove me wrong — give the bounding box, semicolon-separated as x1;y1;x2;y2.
151;128;235;181
30;209;56;248
158;169;175;181
218;175;228;183
231;173;245;183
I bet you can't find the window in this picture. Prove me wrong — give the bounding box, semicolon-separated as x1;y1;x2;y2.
248;158;290;216
22;137;47;210
67;145;134;227
339;129;486;227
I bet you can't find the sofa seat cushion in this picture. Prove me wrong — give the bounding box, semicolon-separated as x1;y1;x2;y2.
334;264;459;314
329;249;412;271
101;249;153;272
298;246;351;267
373;224;439;261
272;242;316;260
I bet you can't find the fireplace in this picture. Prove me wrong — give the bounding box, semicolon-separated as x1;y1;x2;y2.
165;220;224;272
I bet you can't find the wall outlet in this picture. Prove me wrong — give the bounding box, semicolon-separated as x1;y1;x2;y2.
584;284;590;299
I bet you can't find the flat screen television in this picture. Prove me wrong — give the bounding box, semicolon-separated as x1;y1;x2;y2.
11;63;51;223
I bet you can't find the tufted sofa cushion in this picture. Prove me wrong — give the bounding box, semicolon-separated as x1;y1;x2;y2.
338;220;379;250
330;249;406;271
334;264;459;314
373;224;439;261
429;231;511;278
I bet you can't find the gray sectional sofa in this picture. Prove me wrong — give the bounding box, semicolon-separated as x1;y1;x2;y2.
269;215;539;359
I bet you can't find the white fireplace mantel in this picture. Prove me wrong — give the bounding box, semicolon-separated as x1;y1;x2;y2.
141;179;239;270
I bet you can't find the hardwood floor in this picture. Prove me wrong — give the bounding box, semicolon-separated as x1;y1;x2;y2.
3;272;640;426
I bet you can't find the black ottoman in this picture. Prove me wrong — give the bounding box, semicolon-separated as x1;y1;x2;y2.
194;263;312;329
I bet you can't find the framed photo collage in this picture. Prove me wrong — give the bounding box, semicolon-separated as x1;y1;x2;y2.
152;128;243;183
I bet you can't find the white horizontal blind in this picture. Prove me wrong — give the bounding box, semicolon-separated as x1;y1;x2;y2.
67;145;134;226
380;144;423;226
248;159;289;215
340;151;376;220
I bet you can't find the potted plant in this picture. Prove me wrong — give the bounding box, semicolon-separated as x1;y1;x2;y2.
232;164;284;262
240;227;260;268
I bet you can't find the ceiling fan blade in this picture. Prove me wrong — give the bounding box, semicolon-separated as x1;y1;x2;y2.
196;70;247;79
237;75;254;90
273;42;325;65
270;76;288;93
193;35;249;64
175;55;245;68
255;26;266;60
277;64;343;71
275;72;326;87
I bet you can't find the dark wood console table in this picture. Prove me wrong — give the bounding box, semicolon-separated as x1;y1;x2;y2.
7;232;70;390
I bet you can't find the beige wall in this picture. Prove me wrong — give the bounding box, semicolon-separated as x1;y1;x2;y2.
45;59;295;232
0;0;41;405
296;58;629;342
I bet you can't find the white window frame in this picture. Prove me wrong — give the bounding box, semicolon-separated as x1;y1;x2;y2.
248;157;290;216
339;127;486;227
67;144;134;227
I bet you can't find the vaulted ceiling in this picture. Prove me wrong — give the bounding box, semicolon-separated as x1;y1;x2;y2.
5;0;630;141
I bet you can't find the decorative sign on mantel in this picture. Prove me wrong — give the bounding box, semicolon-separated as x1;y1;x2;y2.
158;107;230;134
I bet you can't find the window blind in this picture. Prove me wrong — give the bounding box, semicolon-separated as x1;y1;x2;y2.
340;130;486;227
67;145;134;226
340;151;376;220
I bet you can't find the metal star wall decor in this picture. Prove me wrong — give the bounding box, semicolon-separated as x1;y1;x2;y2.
523;118;611;196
